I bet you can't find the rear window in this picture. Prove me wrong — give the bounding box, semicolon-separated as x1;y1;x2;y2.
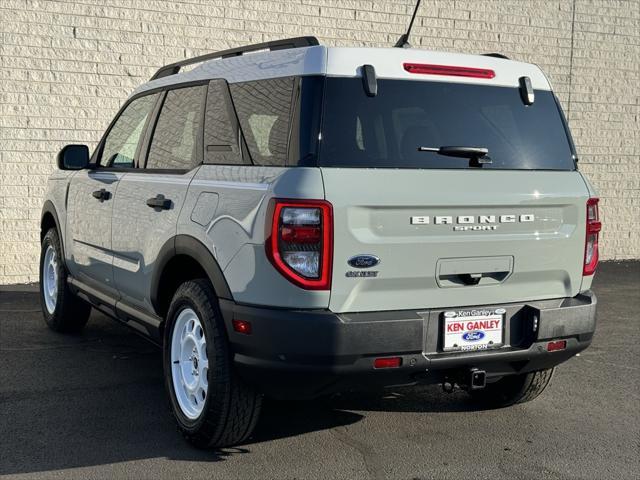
317;78;575;170
230;77;295;166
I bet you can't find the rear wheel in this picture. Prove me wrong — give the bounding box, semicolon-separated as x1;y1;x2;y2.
163;279;262;448
468;368;554;408
39;228;91;333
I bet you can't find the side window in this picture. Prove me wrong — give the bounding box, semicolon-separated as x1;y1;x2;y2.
100;93;158;168
230;77;294;166
146;85;206;170
203;80;245;165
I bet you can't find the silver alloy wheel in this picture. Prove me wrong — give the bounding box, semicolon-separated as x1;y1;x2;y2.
171;307;209;420
42;245;58;314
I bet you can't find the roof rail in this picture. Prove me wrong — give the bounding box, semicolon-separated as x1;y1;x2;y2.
150;36;320;81
482;53;510;60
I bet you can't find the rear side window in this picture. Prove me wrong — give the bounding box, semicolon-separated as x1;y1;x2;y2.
318;78;575;170
203;80;246;165
230;77;295;166
146;85;206;170
100;93;158;168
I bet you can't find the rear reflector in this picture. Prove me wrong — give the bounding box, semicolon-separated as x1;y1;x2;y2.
373;357;402;369
547;340;567;352
403;63;495;79
232;319;252;335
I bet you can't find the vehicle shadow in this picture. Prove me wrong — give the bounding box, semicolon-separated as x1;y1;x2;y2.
1;294;479;476
250;387;478;446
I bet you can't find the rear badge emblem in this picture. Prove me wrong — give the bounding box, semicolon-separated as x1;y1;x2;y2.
348;255;380;269
462;331;486;342
345;271;378;278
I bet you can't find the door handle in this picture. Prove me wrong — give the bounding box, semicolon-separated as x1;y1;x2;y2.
146;194;172;210
92;189;111;202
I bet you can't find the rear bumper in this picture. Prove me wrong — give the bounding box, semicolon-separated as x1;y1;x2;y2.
219;291;596;399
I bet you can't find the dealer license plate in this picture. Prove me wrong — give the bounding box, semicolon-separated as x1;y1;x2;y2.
443;308;505;352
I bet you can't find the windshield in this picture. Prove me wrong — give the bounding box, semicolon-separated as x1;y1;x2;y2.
314;77;575;170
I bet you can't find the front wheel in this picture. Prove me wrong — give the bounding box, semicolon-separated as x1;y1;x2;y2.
468;368;555;408
40;228;91;333
163;279;262;448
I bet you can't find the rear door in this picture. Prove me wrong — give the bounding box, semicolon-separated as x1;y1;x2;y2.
316;77;589;313
324;169;588;313
111;84;205;313
66;93;158;295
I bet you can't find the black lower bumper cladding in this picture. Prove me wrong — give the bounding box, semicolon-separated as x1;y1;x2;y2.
219;291;596;399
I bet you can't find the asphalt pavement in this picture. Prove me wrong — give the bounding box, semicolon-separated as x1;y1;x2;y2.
0;261;638;479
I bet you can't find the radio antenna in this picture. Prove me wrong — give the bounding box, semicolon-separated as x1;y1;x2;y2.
394;0;422;48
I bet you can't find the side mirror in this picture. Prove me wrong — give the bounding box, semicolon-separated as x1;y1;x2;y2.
57;144;90;170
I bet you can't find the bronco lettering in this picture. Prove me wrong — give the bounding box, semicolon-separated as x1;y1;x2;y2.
411;214;534;225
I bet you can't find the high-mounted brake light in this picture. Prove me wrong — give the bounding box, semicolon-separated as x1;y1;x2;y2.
403;63;495;79
583;198;601;276
267;199;333;290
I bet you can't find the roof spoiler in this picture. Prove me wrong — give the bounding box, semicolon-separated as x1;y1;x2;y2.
482;53;510;59
150;36;320;81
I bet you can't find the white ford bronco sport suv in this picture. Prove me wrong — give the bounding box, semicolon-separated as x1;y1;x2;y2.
40;36;599;448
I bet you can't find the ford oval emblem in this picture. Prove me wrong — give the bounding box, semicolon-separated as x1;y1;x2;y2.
462;331;485;342
347;255;380;269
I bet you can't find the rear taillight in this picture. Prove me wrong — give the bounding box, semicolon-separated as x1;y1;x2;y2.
583;198;601;276
267;199;333;290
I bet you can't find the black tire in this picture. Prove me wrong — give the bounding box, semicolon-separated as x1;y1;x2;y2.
39;228;91;333
163;279;262;448
468;368;555;408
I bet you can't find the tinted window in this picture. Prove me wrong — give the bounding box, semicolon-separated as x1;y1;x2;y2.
318;78;575;170
290;76;323;167
203;80;245;165
146;85;205;170
100;93;157;168
230;77;294;166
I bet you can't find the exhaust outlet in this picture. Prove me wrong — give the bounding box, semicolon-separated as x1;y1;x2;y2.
442;381;455;393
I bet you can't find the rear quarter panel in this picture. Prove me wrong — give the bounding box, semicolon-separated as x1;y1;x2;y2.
178;165;329;308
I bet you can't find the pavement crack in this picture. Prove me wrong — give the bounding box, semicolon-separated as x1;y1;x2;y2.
329;425;386;480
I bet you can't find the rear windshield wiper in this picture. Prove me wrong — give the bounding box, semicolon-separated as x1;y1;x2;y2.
418;146;492;165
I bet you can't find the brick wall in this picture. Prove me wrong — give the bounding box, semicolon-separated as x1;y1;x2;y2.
0;0;638;284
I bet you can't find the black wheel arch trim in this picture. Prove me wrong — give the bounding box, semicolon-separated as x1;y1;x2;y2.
41;200;66;261
151;235;233;313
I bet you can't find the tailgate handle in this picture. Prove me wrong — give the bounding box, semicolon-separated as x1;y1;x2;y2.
436;256;513;288
455;272;507;286
458;273;483;286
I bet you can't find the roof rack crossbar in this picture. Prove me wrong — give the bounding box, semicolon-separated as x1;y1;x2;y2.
150;36;320;81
